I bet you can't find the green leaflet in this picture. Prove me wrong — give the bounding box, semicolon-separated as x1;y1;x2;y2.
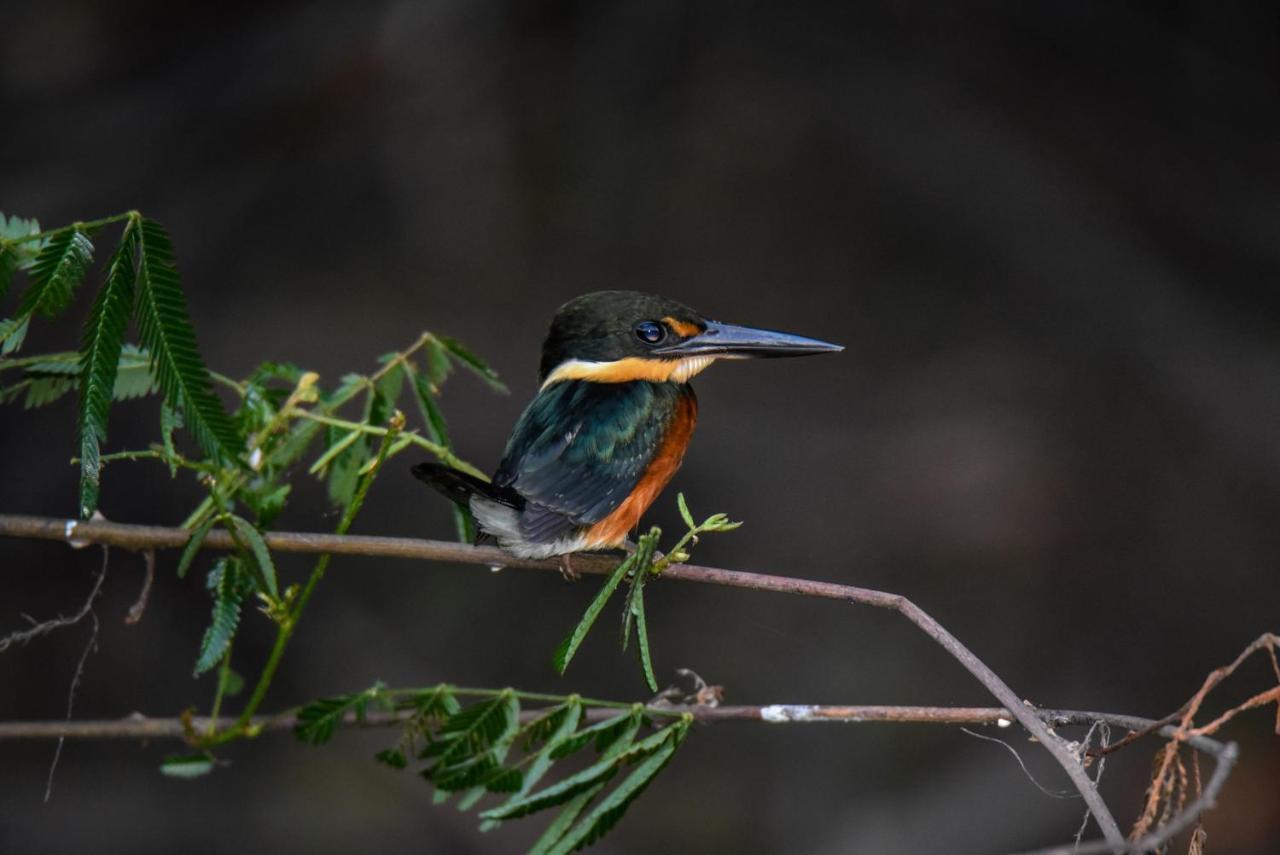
135;217;243;465
0;242;16;304
438;335;508;393
632;585;658;693
76;219;138;518
407;365;474;543
160;401;184;476
0;346;156;411
527;787;606;855
294;684;388;745
480;711;643;822
194;557;248;675
225;514;278;598
16;227;94;319
620;529;659;652
553;551;641;675
481;699;584;832
177;517;216;579
549;709;640;760
547;723;685;853
0;316;29;355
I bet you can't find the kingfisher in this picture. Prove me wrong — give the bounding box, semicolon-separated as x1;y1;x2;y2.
412;291;841;569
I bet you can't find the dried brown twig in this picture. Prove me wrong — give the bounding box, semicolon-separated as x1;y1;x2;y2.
1130;633;1280;843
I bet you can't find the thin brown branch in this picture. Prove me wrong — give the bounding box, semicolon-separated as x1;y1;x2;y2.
0;702;1237;855
0;704;1016;740
0;512;1127;845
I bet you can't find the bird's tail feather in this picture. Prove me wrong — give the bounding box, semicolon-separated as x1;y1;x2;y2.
411;463;523;510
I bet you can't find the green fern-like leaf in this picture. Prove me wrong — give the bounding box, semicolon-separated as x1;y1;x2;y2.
113;346;158;399
547;723;686;853
135;217;242;464
482;700;584;832
0;316;29;354
22;375;76;408
294;684;387;745
177;517;216;579
17;228;94;319
553;548;642;675
481;712;643;822
439;335;508;393
550;709;641;760
225;514;278;598
194;557;248;675
0;242;16;304
76;219;138;517
422;693;520;794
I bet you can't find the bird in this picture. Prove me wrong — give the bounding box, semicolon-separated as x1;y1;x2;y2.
412;291;841;571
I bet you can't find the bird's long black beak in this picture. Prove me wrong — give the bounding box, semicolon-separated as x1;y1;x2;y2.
653;320;844;358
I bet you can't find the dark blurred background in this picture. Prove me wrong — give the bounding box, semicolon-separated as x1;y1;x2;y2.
3;2;1279;852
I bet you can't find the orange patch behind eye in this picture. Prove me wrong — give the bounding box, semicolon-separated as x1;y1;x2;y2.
662;316;703;338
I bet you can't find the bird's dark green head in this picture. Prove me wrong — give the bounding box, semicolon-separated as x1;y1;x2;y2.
538;290;842;385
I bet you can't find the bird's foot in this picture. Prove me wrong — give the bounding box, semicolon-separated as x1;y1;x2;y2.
557;553;581;583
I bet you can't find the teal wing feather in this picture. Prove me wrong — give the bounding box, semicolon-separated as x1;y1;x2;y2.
495;380;684;543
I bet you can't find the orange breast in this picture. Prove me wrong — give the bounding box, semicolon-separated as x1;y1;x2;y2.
583;391;698;549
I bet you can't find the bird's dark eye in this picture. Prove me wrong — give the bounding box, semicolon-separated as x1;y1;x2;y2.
634;321;666;344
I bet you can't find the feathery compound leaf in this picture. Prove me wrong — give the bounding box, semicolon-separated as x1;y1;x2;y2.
633;586;658;693
21;375;76;408
620;529;659;653
294;684;387;746
194;557;248;675
135;217;242;464
17;228;94;319
547;725;684;854
177;517;216;579
0;212;41;242
112;345;158;400
527;787;606;855
0;242;15;304
438;336;508;393
76;220;138;518
480;712;645;825
550;709;640;760
0;316;29;354
553;552;639;675
482;700;584;832
225;514;278;598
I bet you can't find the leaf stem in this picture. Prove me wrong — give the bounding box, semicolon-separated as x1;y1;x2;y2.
7;211;139;245
289;408;487;480
222;412;405;740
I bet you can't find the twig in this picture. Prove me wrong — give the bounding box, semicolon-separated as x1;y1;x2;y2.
0;537;109;653
0;512;1128;845
45;611;98;802
125;548;155;625
41;545;109;802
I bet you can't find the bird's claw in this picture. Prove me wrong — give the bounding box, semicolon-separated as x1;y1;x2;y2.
557;553;580;582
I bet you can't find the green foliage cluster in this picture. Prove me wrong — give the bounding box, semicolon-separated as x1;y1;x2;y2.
2;210;739;850
553;497;741;691
297;685;690;853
